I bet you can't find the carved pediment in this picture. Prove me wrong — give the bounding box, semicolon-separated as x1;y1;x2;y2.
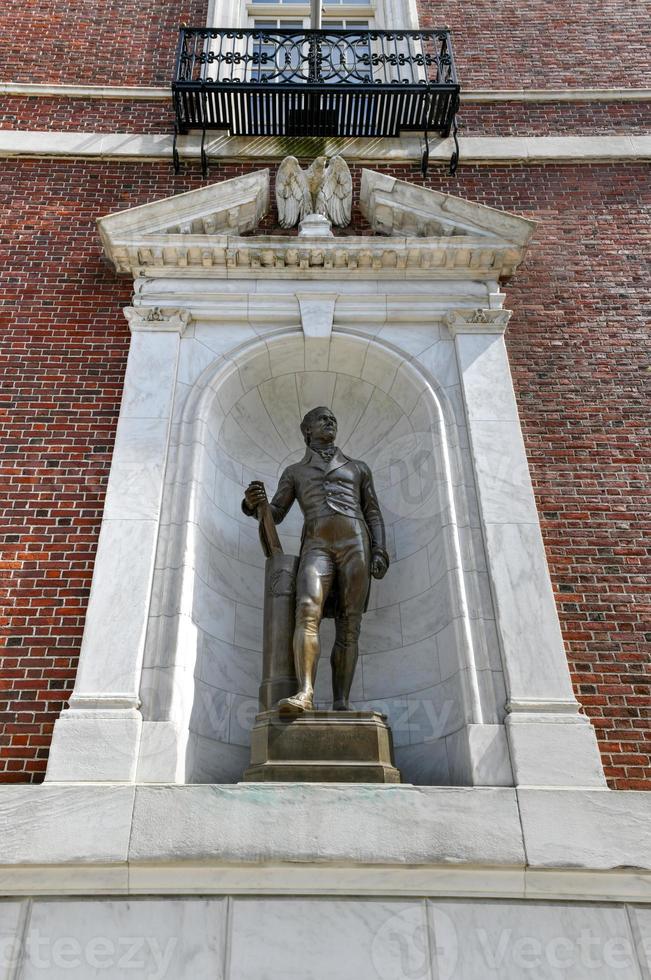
359;170;536;246
97;171;270;265
98;166;536;281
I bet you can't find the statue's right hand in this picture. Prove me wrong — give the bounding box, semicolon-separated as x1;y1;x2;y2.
244;481;268;512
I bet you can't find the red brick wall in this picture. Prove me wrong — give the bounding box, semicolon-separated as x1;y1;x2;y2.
1;0;649;89
3;96;650;138
1;159;649;786
1;97;174;135
418;0;651;88
458;101;651;137
0;0;208;86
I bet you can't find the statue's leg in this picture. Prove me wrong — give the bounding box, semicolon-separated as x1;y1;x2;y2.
331;525;371;710
331;611;363;710
287;546;333;710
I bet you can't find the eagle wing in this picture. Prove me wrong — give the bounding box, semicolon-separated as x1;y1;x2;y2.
275;156;311;229
315;156;352;228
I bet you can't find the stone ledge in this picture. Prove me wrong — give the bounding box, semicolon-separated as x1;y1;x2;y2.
1;785;650;901
0;130;649;164
2;785;135;866
128;785;524;866
519;788;651;871
2;82;650;102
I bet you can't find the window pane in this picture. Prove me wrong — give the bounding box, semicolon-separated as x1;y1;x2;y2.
253;18;304;26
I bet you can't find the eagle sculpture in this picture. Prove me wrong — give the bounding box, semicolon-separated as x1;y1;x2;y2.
275;155;353;230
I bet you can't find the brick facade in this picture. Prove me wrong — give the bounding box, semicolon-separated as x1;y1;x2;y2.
1;0;649;786
1;0;649;88
418;0;651;89
2;97;650;138
0;0;208;86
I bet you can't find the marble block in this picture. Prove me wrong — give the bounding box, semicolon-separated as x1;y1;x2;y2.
229;898;431;980
2;786;134;866
0;901;25;980
517;789;651;870
428;899;639;980
628;907;651;977
21;898;227;980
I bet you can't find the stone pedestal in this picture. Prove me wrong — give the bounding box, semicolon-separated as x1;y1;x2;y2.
243;709;402;783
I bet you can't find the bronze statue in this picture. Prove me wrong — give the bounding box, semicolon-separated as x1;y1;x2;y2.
243;407;389;714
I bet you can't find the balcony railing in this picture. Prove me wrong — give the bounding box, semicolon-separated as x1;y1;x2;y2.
172;27;460;165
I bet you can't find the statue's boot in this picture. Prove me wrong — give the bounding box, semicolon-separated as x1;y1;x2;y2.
277;691;314;715
330;615;361;713
332;699;352;711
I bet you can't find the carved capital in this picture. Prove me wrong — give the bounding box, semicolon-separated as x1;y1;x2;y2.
445;308;512;337
123;306;192;334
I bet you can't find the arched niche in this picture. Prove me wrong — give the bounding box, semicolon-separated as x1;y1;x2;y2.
140;329;507;785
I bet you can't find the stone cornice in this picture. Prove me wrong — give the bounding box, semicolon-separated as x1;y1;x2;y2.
3;81;650;102
1;130;650;165
107;233;528;280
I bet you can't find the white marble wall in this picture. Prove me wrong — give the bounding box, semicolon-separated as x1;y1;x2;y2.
2;896;648;979
140;327;502;785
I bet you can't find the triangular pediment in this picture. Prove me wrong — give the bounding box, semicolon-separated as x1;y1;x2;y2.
97;166;535;280
359;170;535;245
97;171;270;259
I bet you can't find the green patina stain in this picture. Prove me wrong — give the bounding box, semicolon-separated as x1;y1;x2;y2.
265;135;348;158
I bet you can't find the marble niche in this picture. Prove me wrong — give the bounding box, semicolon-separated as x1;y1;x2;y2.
140;327;506;786
45;168;606;790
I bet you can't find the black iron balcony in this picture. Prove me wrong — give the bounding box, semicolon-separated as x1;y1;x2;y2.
172;26;459;167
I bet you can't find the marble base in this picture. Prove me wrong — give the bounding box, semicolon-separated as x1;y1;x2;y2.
3;785;651;903
3;895;651;980
45;708;142;782
243;709;402;783
506;713;607;788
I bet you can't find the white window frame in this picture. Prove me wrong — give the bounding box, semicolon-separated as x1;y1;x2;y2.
207;0;419;31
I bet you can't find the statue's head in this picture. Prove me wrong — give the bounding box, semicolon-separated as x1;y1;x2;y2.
301;407;337;446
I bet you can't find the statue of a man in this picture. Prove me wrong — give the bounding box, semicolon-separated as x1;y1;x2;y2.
243;407;389;713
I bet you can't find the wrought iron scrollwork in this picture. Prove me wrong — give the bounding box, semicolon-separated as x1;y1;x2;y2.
172;25;460;171
176;27;457;88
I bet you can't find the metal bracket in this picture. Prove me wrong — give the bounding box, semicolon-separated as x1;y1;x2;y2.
448;95;461;177
200;88;209;178
172;122;181;176
200;125;208;178
420;89;432;179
